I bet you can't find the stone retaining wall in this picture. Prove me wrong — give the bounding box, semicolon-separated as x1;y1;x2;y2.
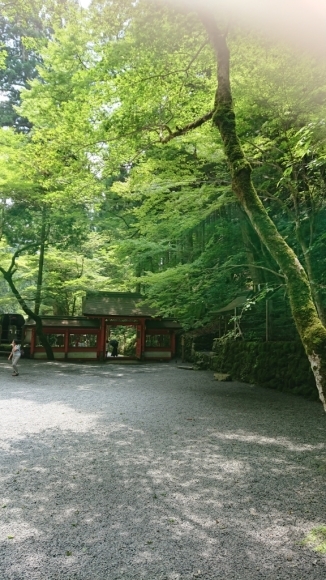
193;340;318;400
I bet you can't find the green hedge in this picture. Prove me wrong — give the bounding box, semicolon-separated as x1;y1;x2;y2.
196;341;318;400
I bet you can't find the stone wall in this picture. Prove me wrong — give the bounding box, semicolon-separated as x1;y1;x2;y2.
193;340;318;400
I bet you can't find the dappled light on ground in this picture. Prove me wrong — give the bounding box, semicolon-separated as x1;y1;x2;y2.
0;360;325;579
208;430;325;453
0;399;97;450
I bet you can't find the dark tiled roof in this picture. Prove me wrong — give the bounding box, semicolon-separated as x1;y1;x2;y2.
25;316;100;328
82;292;158;317
215;294;249;313
187;294;250;336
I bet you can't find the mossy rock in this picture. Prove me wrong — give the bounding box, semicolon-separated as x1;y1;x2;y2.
214;372;232;381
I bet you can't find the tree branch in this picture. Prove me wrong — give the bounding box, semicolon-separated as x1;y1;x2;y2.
226;264;285;279
160;109;214;143
205;261;285;279
8;243;40;274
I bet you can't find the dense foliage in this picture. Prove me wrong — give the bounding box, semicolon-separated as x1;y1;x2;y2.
0;0;325;336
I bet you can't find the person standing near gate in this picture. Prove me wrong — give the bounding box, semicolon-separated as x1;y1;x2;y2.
110;338;119;357
8;339;21;376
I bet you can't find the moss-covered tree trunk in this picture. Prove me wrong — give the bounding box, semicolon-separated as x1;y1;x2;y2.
3;271;54;360
0;259;54;360
204;20;326;409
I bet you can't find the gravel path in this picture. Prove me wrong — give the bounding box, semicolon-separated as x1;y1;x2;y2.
0;359;326;580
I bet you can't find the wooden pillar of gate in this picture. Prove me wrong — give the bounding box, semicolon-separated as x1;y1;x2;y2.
171;331;176;358
30;328;36;358
99;316;106;361
136;318;145;359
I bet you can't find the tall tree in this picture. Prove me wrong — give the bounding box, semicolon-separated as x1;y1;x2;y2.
3;0;326;399
87;0;326;406
201;15;326;408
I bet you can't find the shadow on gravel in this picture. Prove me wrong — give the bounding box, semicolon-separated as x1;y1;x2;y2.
0;361;325;580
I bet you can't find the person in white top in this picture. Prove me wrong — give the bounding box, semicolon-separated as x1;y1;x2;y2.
8;339;21;376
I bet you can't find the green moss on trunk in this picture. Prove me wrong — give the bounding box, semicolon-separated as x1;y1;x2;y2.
204;22;326;408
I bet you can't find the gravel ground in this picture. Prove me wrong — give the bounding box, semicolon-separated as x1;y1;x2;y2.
0;358;326;580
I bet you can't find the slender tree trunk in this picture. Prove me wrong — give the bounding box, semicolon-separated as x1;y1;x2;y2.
1;268;54;360
237;206;266;287
204;20;326;409
71;296;77;317
34;206;47;316
135;261;142;293
0;199;4;241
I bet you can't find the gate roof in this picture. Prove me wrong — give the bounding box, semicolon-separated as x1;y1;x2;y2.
82;292;158;317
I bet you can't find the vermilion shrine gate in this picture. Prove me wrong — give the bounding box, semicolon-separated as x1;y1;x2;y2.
24;292;182;361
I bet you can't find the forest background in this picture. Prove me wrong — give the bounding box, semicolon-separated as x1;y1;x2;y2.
1;0;326;404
